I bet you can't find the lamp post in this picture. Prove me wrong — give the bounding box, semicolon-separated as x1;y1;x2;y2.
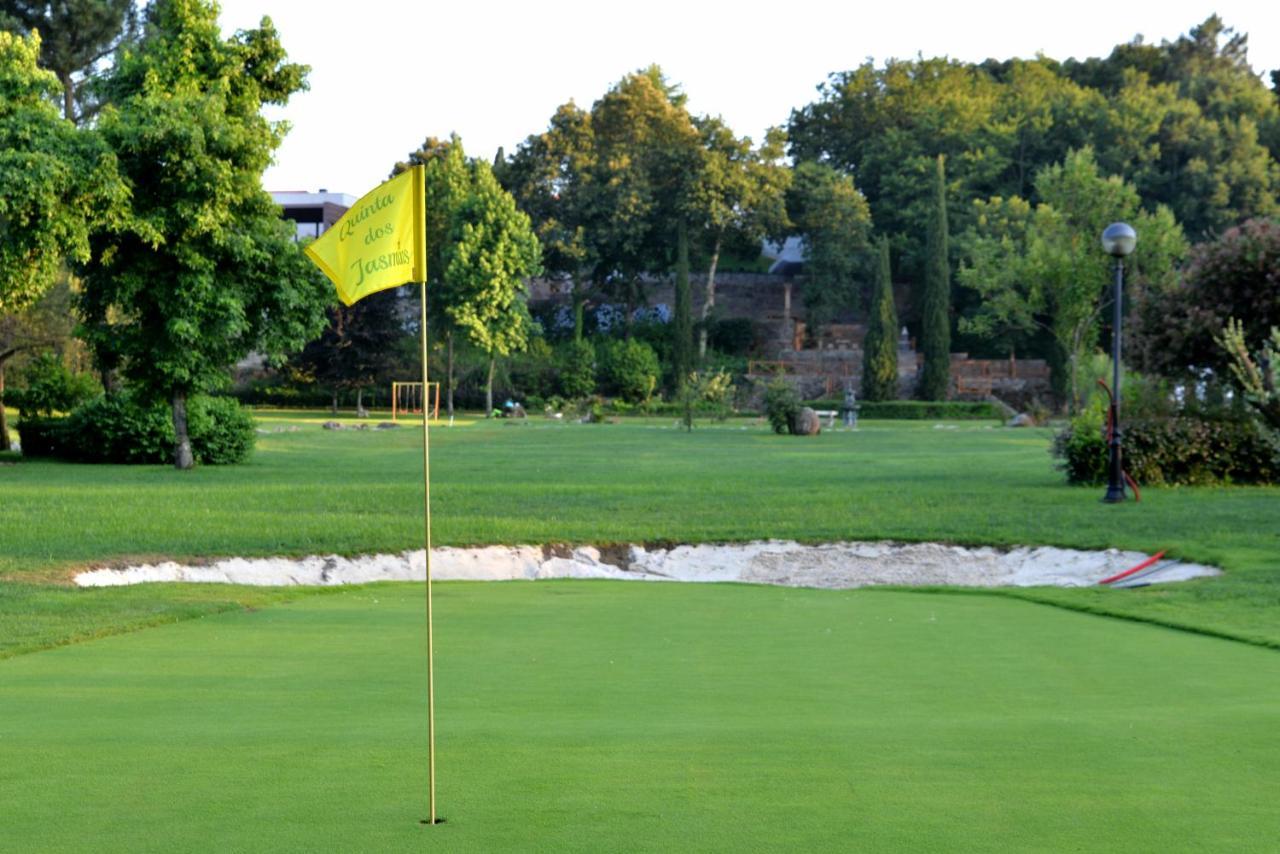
1101;222;1137;503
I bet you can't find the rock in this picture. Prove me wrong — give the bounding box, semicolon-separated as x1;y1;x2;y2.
1008;413;1035;427
791;407;821;436
375;422;400;430
321;421;343;430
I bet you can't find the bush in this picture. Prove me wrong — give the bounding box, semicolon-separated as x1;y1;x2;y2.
14;417;72;458
12;352;100;417
600;338;659;403
801;399;1004;420
508;337;558;400
1053;412;1279;486
26;394;255;465
764;379;801;434
558;339;596;399
187;396;256;464
65;395;176;464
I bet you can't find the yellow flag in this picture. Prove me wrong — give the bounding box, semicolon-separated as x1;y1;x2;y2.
303;166;427;305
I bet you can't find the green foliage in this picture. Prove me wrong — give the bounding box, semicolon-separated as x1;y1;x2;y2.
786;161;872;326
0;29;123;315
1054;412;1279;486
0;0;137;122
675;369;733;431
958;149;1187;409
671;225;694;385
1217;319;1280;435
78;1;329;467
12;351;99;416
24;393;256;464
558;338;596;399
1132;217;1280;378
919;156;951;400
861;238;899;401
508;336;558;400
600;338;659;403
763;377;800;433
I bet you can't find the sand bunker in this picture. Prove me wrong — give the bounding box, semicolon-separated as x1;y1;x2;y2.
73;541;1218;589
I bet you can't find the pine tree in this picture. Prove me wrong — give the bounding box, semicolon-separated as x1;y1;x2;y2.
861;238;899;401
918;155;952;400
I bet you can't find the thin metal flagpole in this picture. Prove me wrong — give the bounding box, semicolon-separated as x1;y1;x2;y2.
419;278;437;825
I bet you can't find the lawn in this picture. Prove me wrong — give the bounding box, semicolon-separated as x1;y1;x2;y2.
1;412;1278;654
3;582;1277;852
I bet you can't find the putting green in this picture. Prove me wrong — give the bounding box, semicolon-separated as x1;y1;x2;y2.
2;582;1277;852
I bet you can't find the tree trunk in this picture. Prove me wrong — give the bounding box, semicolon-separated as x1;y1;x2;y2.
0;361;10;452
573;281;586;342
356;388;368;418
446;331;455;417
697;234;722;361
672;224;694;387
172;390;194;470
485;356;495;417
330;390;339;415
59;72;75;123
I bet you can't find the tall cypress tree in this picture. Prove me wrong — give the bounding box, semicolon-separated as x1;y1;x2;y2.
919;155;952;400
861;237;899;401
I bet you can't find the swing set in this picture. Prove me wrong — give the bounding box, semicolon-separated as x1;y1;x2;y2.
391;381;441;422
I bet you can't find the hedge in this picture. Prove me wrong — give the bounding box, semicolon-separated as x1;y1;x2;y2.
1053;415;1279;486
801;399;1005;420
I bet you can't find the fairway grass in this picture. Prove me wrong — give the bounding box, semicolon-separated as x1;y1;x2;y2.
2;414;1279;653
2;582;1277;852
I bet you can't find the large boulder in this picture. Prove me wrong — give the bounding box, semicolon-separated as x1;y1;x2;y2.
790;406;821;436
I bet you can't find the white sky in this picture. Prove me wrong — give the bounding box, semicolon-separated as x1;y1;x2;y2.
214;0;1280;195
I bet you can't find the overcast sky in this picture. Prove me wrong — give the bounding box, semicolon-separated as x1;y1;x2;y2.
214;0;1280;195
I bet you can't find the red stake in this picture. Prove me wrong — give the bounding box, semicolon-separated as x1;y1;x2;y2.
1099;550;1167;585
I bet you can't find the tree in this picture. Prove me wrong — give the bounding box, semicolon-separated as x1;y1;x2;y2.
0;279;77;449
0;0;137;123
861;238;899;401
918;155;952;400
785;161;872;331
1130;217;1280;379
78;0;330;469
402;136;541;415
444;159;542;415
290;288;405;414
0;30;121;316
957;149;1187;410
689;119;790;360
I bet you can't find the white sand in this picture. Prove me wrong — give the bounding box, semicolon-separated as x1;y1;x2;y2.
73;541;1219;589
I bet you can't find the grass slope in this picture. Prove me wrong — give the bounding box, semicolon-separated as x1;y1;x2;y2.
2;414;1278;652
2;582;1277;852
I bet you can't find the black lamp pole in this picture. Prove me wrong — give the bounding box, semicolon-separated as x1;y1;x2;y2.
1101;222;1136;504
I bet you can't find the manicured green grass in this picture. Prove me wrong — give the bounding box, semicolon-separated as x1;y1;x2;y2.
3;582;1277;852
2;412;1278;652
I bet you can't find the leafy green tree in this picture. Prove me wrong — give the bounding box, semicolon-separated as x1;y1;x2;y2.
1218;319;1280;436
0;30;121;316
918;156;952;400
443;158;542;415
0;0;137;122
861;238;899;401
689;119;791;359
290;288;405;414
958;149;1187;410
500;102;594;340
78;0;330;469
0;280;80;449
785;161;872;331
558;337;595;398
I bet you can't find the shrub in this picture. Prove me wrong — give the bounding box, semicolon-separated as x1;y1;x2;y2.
558;339;596;399
14;417;72;457
1053;412;1279;486
13;352;101;417
508;337;558;400
764;379;800;434
601;338;659;403
30;394;256;465
187;396;256;464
